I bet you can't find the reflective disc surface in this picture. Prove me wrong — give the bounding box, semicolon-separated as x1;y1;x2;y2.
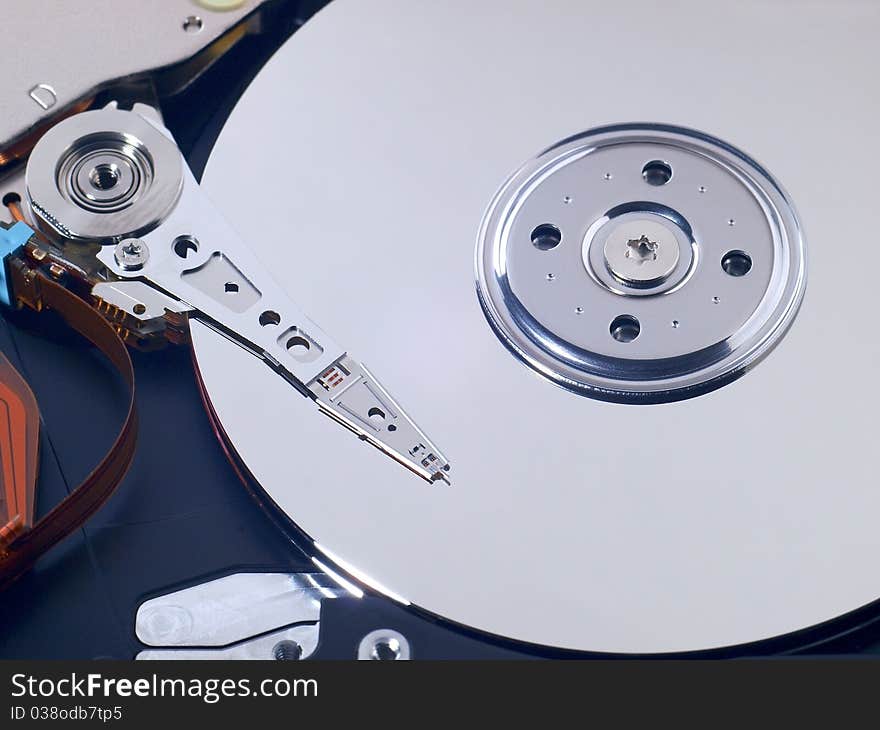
194;0;880;652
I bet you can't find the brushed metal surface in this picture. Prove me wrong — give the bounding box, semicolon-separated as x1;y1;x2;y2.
1;0;261;151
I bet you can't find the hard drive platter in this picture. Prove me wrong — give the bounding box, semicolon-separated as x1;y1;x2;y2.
1;0;879;660
190;0;880;653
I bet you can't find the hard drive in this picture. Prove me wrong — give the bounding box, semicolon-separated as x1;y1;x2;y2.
2;0;879;659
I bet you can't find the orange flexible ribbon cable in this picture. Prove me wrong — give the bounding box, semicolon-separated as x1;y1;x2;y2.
0;272;137;590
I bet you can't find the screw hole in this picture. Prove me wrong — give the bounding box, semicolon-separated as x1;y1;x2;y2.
89;163;119;191
286;335;310;354
610;315;640;343
722;250;752;277
173;235;199;259
183;15;203;33
712;296;721;304
259;310;281;326
224;281;239;294
371;639;402;661
671;319;680;328
272;640;302;661
133;303;146;315
642;160;673;186
531;224;562;251
388;424;397;432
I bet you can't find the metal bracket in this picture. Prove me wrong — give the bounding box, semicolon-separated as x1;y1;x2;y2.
135;572;344;660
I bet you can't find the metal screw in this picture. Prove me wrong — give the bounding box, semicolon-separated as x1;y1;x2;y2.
372;639;401;660
114;238;149;271
603;219;680;287
624;235;659;264
272;640;303;661
357;629;411;660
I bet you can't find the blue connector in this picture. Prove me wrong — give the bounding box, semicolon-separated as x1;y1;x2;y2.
0;221;34;307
